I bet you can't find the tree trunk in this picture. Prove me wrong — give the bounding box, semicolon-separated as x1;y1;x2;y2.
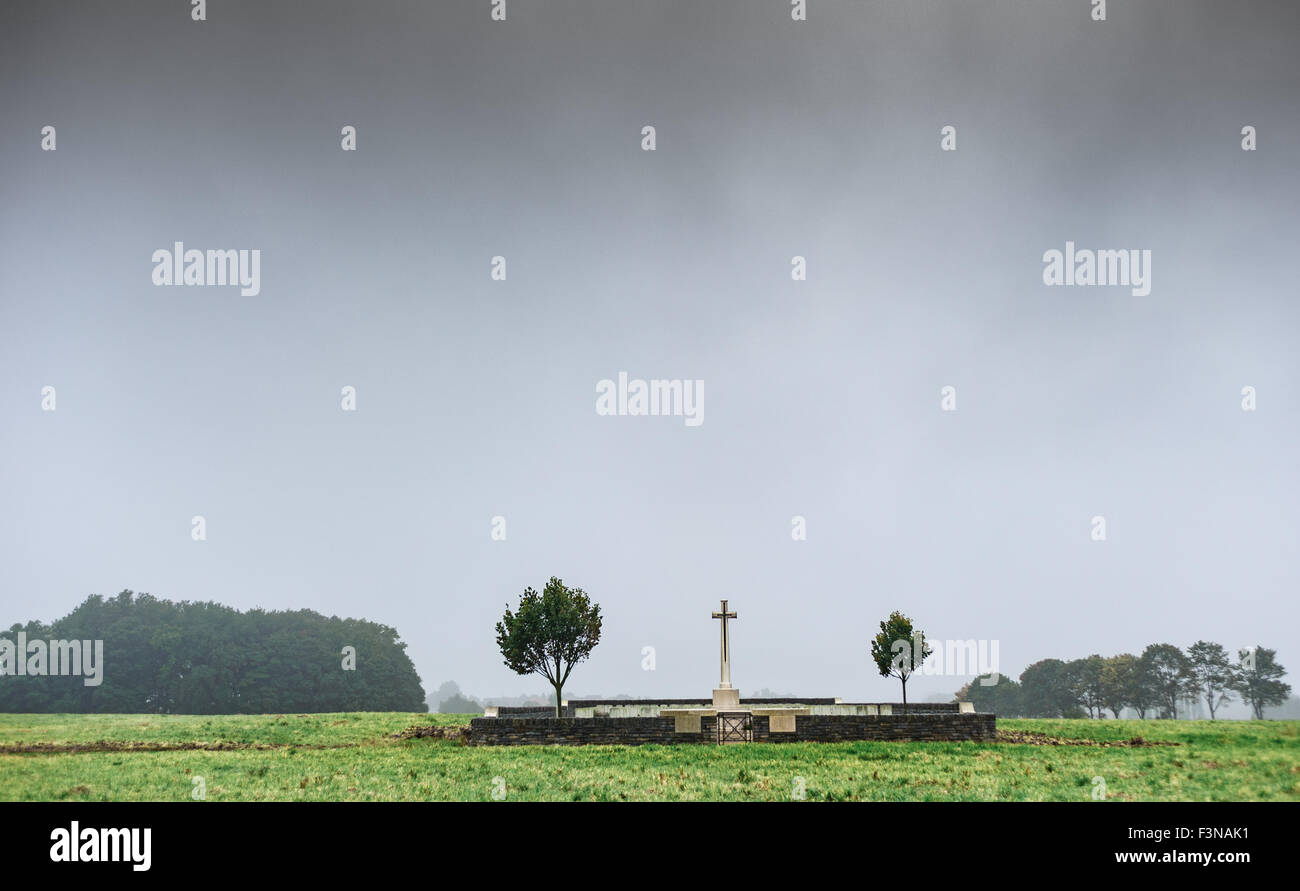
553;683;563;718
901;677;908;714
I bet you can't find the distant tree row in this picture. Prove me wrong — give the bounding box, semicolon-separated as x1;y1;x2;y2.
0;591;427;713
428;681;486;714
958;642;1291;719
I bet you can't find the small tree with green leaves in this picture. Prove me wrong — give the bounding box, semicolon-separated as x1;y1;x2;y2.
495;577;602;717
1231;646;1291;720
1068;654;1107;718
1019;658;1085;718
1186;640;1234;720
1099;653;1138;718
1138;643;1197;719
870;611;932;713
956;673;1023;717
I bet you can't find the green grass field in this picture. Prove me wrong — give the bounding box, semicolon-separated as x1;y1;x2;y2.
1;713;1295;801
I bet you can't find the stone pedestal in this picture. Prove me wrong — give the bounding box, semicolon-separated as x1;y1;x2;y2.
712;687;740;710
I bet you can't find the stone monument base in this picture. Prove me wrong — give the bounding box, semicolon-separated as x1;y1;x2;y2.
712;687;740;710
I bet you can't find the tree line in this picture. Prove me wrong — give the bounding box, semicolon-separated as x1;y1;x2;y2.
958;642;1291;719
0;591;427;713
491;591;1296;722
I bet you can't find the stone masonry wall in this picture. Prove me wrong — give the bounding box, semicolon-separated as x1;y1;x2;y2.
565;698;839;707
487;701;961;718
763;713;996;743
467;712;994;746
468;716;704;746
494;705;575;717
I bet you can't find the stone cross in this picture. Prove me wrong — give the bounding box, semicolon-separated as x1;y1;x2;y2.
711;599;737;689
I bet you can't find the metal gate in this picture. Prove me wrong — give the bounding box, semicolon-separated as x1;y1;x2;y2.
716;712;752;743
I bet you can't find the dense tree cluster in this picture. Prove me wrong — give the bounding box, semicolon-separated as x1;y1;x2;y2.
0;591;426;713
959;641;1290;719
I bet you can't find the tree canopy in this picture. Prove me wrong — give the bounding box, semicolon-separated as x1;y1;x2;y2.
869;610;931;711
956;641;1289;720
1233;646;1291;719
495;577;602;717
0;591;426;713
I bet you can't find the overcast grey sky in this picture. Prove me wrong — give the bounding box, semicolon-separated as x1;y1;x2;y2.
1;0;1297;705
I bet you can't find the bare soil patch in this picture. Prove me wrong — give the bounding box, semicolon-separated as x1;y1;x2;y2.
393;725;470;743
0;740;352;755
997;729;1180;748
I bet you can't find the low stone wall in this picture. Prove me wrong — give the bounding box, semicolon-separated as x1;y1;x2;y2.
493;705;574;717
483;701;966;719
805;703;966;716
467;712;994;746
762;713;996;743
468;716;703;746
566;697;839;708
847;702;961;713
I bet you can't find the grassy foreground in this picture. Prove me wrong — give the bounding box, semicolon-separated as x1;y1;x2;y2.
0;712;1295;801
